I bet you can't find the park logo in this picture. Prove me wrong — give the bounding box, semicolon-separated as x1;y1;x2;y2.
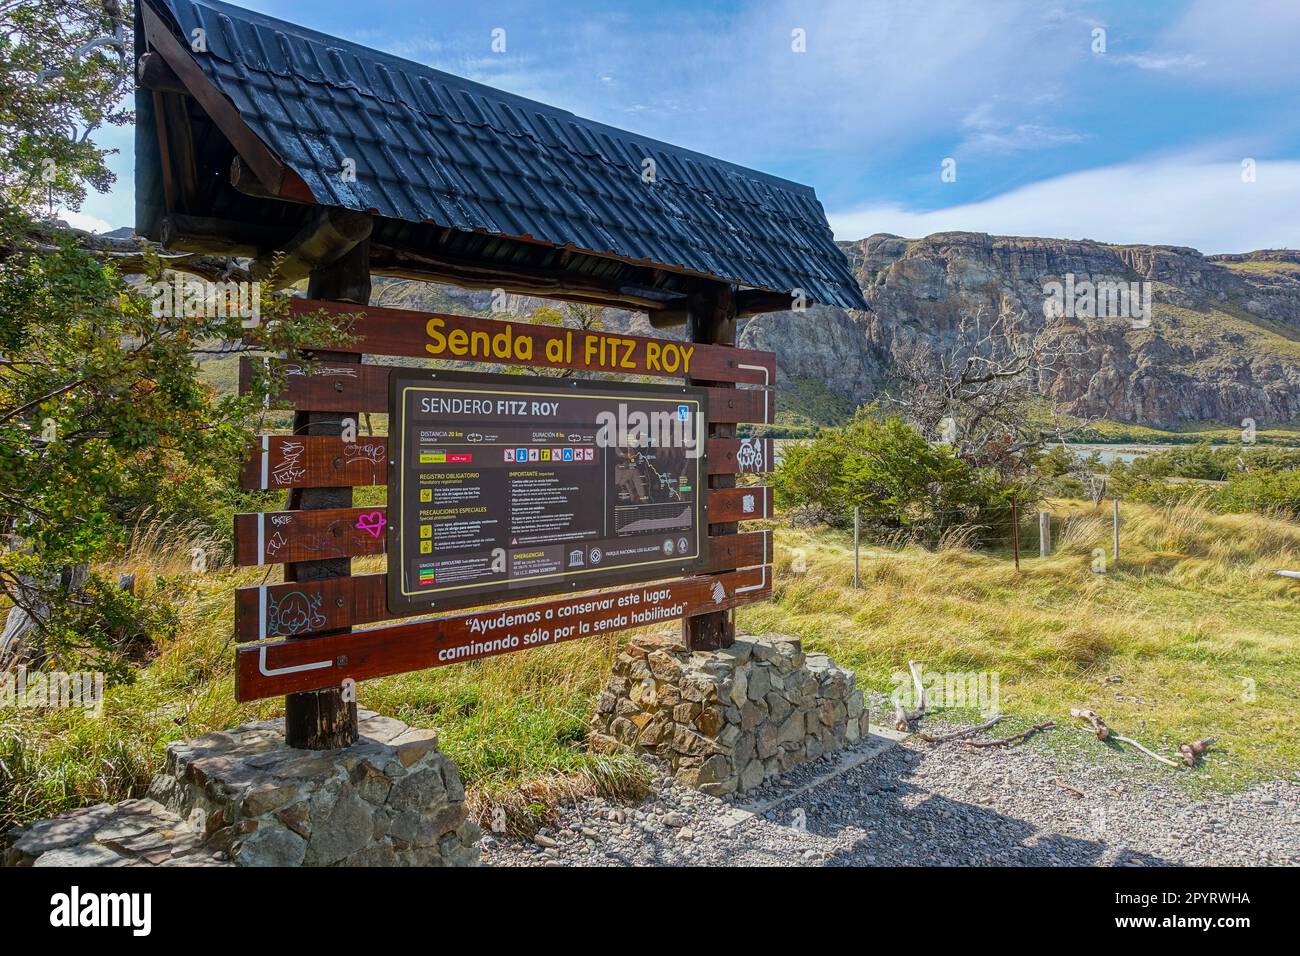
49;886;151;936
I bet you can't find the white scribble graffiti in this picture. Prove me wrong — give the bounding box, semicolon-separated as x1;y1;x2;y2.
343;442;384;466
736;438;766;473
272;440;307;485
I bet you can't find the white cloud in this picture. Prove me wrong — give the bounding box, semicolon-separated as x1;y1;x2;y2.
1112;53;1206;73
56;208;114;234
828;155;1300;254
465;0;1095;164
1117;0;1300;87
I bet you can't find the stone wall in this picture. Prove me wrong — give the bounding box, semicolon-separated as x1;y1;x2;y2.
148;710;480;866
589;633;869;797
4;710;481;867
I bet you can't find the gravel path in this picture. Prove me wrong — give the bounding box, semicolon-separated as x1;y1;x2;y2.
482;727;1299;867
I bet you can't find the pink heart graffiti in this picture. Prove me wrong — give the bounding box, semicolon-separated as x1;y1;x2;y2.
355;511;387;538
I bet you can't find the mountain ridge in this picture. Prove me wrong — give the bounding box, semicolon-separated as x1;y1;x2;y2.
738;231;1300;429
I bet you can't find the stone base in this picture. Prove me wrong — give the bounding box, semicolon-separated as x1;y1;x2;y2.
2;799;226;867
3;710;480;867
589;633;869;797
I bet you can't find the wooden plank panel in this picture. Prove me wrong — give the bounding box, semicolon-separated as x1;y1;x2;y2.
240;435;388;490
718;437;775;475
239;435;775;490
708;485;773;524
235;488;770;567
243;358;774;424
240;356;385;414
235;566;773;701
233;507;388;566
233;530;771;641
286;298;777;386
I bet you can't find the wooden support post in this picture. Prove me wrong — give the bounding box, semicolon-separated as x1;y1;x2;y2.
1039;511;1051;558
1112;498;1121;565
684;283;738;652
1011;495;1020;571
282;240;371;750
853;506;860;588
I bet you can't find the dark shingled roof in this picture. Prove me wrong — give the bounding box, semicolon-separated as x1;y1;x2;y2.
144;0;865;309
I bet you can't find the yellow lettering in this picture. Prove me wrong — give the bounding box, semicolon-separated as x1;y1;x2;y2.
646;341;663;372
619;339;636;369
584;335;600;367
424;317;446;355
546;336;566;363
448;329;469;355
492;326;513;360
680;345;694;374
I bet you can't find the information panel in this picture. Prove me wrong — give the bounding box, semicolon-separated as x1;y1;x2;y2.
387;370;709;613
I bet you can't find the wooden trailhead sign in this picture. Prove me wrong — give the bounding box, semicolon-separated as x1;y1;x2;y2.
230;300;778;704
128;0;864;745
386;370;710;614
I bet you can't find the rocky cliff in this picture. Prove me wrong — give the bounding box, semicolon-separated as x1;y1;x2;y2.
740;233;1300;429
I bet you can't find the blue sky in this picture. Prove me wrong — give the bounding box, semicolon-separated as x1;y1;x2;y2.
74;0;1300;253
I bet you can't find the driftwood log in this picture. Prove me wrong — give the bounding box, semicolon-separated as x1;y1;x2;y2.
1069;707;1180;767
915;714;1003;743
963;721;1055;748
6;220;253;284
1069;707;1110;739
1178;737;1217;767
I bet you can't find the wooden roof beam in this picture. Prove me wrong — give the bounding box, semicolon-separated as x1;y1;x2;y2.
366;243;691;314
141;0;316;205
736;288;799;317
136;51;188;95
250;208;373;288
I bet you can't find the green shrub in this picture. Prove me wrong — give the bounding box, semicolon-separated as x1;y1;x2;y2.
774;413;1011;542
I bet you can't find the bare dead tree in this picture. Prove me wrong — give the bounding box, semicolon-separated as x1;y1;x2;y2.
884;303;1095;482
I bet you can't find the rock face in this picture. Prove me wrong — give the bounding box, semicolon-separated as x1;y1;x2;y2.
3;710;481;868
740;232;1300;428
589;632;869;797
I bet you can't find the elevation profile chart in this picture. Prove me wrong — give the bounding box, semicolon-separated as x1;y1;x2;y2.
387;370;710;614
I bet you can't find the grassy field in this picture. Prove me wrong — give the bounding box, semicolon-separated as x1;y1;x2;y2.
2;498;1298;832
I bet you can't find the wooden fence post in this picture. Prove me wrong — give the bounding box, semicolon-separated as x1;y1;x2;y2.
1112;498;1121;566
853;506;860;588
282;239;371;750
684;283;738;652
1039;510;1051;557
1011;495;1020;571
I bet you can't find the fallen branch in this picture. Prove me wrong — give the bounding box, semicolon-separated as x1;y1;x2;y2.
893;660;927;731
1112;733;1180;768
1069;707;1110;739
1177;737;1217;767
1070;707;1180;767
916;714;1003;743
964;721;1055;748
1053;779;1086;798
